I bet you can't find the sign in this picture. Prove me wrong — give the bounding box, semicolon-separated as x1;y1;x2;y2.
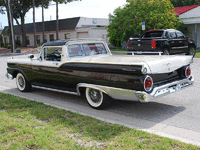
142;22;145;30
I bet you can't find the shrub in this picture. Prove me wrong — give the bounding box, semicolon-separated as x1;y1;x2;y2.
7;45;11;49
107;0;182;47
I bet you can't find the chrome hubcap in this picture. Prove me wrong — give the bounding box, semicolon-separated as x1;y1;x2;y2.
164;50;169;55
89;89;101;103
18;76;24;88
189;48;195;55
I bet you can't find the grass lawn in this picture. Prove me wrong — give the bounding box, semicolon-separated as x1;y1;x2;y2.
195;49;200;58
0;93;200;149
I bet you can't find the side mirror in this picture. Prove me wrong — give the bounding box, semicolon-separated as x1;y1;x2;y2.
28;54;34;59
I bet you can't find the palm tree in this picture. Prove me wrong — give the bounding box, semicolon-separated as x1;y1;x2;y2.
54;0;81;40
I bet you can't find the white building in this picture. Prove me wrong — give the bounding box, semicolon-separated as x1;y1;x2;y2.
2;17;109;47
174;5;200;48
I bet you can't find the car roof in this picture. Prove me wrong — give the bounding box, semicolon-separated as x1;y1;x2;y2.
42;38;104;47
148;29;178;32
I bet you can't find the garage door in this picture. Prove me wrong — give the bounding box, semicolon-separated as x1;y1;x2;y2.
77;32;89;38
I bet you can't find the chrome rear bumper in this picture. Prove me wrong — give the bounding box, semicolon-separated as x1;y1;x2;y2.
136;76;194;102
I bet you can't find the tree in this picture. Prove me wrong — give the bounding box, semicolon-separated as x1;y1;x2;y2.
0;0;50;47
170;0;200;7
107;0;183;47
53;0;81;40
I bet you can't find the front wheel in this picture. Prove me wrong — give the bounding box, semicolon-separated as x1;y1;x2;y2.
85;87;111;109
16;73;31;92
163;48;170;55
187;46;196;57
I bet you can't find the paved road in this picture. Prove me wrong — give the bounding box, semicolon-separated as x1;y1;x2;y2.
0;54;200;146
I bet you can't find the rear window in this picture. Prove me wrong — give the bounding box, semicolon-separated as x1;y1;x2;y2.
67;43;107;57
142;31;163;38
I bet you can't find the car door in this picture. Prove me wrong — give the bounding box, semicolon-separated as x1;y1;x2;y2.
30;47;69;90
169;31;179;54
176;31;188;53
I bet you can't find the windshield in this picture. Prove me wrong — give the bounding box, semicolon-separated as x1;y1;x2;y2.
67;43;107;57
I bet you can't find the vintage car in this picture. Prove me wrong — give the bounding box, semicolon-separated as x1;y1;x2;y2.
6;39;194;109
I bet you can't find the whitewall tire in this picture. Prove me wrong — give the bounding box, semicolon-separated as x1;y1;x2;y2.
85;87;111;109
16;73;31;92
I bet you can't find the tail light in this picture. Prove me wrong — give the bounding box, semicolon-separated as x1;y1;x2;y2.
144;76;153;92
151;39;156;49
127;40;129;48
185;66;191;78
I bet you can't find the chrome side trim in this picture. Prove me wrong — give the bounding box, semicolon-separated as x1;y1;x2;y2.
77;83;138;101
32;76;194;103
172;46;188;49
5;72;13;79
32;85;79;96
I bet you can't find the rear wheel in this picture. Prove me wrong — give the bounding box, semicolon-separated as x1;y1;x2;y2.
85;87;111;109
163;48;170;55
16;73;31;92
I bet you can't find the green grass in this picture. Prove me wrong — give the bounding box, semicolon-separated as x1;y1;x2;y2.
0;93;200;149
195;49;200;58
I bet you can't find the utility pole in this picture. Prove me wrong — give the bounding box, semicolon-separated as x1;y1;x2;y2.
32;0;36;47
56;1;59;40
7;0;15;53
42;0;45;43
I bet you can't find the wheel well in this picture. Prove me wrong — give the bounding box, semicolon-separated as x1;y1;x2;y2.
13;70;19;78
189;44;196;48
78;87;86;95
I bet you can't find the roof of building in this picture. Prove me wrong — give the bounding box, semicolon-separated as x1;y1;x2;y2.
174;5;200;15
2;17;81;35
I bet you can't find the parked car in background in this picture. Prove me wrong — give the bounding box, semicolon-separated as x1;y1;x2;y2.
6;39;194;109
127;29;196;57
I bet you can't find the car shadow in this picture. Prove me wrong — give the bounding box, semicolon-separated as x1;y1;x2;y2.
109;100;186;124
1;87;186;130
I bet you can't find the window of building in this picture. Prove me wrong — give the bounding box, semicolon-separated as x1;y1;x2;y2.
4;37;8;44
26;36;30;45
16;36;20;41
50;34;54;41
36;35;40;45
65;33;70;39
44;35;47;43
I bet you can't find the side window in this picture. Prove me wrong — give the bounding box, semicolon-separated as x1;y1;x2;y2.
67;43;107;57
141;32;151;38
164;31;169;38
176;31;185;38
169;32;176;39
44;47;62;61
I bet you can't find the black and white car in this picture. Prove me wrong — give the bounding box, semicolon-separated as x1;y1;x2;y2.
6;39;194;109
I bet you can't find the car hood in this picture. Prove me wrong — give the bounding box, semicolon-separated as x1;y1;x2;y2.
69;55;193;74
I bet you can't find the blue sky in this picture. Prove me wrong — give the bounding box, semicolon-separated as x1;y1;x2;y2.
0;0;127;29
